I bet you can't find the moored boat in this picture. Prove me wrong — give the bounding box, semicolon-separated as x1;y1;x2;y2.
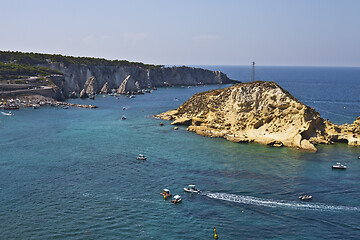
332;163;347;169
136;154;147;160
171;195;182;203
160;189;172;197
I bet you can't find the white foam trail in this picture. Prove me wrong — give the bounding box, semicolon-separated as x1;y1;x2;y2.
205;192;360;212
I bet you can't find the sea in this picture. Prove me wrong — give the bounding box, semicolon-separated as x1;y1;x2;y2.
1;66;360;239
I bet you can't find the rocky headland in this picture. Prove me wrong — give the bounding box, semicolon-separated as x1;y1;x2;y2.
41;63;236;99
0;51;237;108
155;81;360;151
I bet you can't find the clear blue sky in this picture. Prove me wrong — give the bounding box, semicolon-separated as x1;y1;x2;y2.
1;0;359;66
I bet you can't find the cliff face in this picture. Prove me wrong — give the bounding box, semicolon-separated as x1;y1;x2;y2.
39;63;235;98
155;81;360;151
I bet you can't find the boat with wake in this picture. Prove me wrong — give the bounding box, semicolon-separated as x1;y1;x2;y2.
1;111;14;116
299;195;312;201
184;185;200;193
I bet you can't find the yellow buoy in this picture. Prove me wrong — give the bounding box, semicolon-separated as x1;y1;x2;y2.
164;194;167;200
214;227;218;239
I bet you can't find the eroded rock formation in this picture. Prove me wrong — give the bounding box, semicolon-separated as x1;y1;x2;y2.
84;76;99;96
155;81;360;151
38;63;236;99
100;82;110;94
117;75;140;94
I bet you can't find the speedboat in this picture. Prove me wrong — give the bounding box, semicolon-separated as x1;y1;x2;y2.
123;107;126;110
332;163;347;169
122;115;126;120
160;189;172;197
299;195;312;201
1;111;14;116
136;154;147;160
184;185;200;193
171;195;182;203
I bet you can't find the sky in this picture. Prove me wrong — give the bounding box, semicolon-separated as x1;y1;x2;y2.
1;0;359;66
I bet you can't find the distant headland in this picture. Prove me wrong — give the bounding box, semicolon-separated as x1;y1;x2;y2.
0;51;237;106
155;81;360;151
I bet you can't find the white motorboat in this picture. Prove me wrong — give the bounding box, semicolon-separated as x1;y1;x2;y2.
332;163;347;169
171;195;182;203
136;154;147;160
122;115;126;120
299;195;312;201
1;111;14;116
184;185;200;193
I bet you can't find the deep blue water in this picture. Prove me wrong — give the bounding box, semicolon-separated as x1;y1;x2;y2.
1;66;360;239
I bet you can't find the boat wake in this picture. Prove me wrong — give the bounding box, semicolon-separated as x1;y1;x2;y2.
204;192;360;212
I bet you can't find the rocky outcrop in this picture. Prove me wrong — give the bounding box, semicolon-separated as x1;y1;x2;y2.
155;81;360;151
84;76;99;96
100;82;110;94
79;89;88;98
117;75;140;94
69;91;78;98
38;63;237;98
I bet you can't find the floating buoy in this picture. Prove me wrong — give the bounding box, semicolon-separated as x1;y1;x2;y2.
164;194;167;200
214;227;218;239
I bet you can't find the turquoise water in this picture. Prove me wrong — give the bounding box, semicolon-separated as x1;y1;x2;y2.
1;66;360;239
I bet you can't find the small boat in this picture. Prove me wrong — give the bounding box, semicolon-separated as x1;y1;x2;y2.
171;195;182;203
62;106;69;109
1;111;14;116
160;189;172;197
32;104;40;109
122;115;126;120
129;95;135;98
299;195;312;201
332;163;347;169
184;185;200;193
136;154;147;160
123;107;126;110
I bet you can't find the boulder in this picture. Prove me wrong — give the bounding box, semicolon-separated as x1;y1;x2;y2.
69;91;78;98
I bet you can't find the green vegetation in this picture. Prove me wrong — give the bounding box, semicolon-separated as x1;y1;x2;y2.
0;51;164;69
0;62;62;80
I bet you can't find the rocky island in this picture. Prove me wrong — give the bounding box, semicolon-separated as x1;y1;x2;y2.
155;81;360;151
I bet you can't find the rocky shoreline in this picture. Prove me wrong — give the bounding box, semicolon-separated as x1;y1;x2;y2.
155;81;360;151
0;94;98;110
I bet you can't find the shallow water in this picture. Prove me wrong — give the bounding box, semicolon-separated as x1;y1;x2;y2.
1;66;360;239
